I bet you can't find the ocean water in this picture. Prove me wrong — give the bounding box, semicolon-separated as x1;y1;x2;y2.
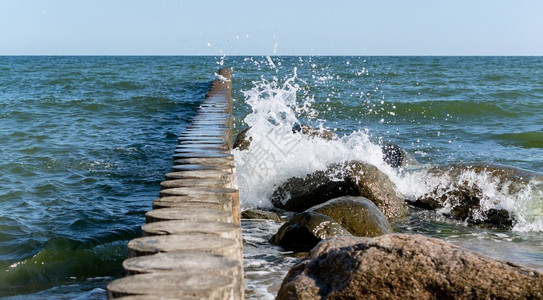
229;56;543;298
1;56;542;299
0;56;217;298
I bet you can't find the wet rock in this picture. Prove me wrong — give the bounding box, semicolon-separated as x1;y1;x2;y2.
410;163;540;228
271;161;407;219
269;211;351;252
240;209;282;222
308;196;392;237
381;143;419;168
277;234;543;299
292;123;338;141
271;167;359;212
347;161;407;219
234;124;337;151
232;128;252;150
381;143;404;168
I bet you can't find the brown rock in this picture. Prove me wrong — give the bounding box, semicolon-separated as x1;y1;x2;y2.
277;234;543;299
241;209;283;222
411;163;540;228
271;161;407;219
308;196;392;237
232;127;252;150
269;211;351;252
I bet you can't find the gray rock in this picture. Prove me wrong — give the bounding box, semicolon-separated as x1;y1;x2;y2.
271;161;407;219
411;163;541;228
381;143;419;168
277;234;543;299
270;167;359;212
232;128;252;150
240;209;282;222
269;211;351;252
308;196;392;237
293;124;338;141
234;124;337;151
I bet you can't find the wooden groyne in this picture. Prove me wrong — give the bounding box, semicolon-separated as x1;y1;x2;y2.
107;68;243;299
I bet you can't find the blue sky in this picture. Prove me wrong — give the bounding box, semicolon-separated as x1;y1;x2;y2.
1;0;542;55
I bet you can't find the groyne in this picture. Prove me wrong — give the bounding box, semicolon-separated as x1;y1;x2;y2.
107;68;243;299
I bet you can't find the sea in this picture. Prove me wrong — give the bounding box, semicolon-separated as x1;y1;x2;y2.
0;56;542;299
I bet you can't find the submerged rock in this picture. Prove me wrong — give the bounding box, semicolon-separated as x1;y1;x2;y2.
308;196;392;237
277;234;543;299
269;211;351;252
271;160;407;219
411;163;540;228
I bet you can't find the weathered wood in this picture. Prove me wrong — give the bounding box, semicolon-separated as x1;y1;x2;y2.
122;252;241;276
109;68;242;299
127;234;238;258
164;169;234;180
160;178;231;189
114;295;197;300
141;220;241;242
145;207;234;223
107;273;235;299
122;252;244;300
159;187;237;198
152;196;232;211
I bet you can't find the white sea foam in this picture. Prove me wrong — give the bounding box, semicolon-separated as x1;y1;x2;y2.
233;69;543;233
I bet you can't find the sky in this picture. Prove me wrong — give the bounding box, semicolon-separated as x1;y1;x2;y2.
0;0;542;56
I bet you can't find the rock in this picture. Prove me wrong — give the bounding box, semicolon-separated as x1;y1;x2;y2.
308;196;392;237
241;209;282;222
381;143;418;168
269;211;351;252
271;167;359;212
232;127;252;150
410;163;541;228
381;143;404;168
346;161;407;219
277;234;543;299
271;161;407;219
293;124;338;141
234;124;338;151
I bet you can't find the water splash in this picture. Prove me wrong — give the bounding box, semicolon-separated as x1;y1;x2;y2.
233;69;543;233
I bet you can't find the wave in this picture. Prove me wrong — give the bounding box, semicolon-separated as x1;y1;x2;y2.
233;69;543;233
495;131;543;149
0;227;139;297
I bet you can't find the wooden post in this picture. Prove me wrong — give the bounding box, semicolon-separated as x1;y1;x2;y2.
107;68;243;299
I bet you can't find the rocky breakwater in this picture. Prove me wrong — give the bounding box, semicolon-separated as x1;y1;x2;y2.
265;159;405;252
107;68;245;299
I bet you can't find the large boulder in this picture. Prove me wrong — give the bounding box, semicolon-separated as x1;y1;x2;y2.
277;234;543;299
411;163;542;228
268;211;351;252
308;196;392;237
271;167;359;212
271;161;407;219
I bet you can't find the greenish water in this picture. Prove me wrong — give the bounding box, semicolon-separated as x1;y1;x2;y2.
1;56;542;299
0;56;217;298
230;56;543;298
